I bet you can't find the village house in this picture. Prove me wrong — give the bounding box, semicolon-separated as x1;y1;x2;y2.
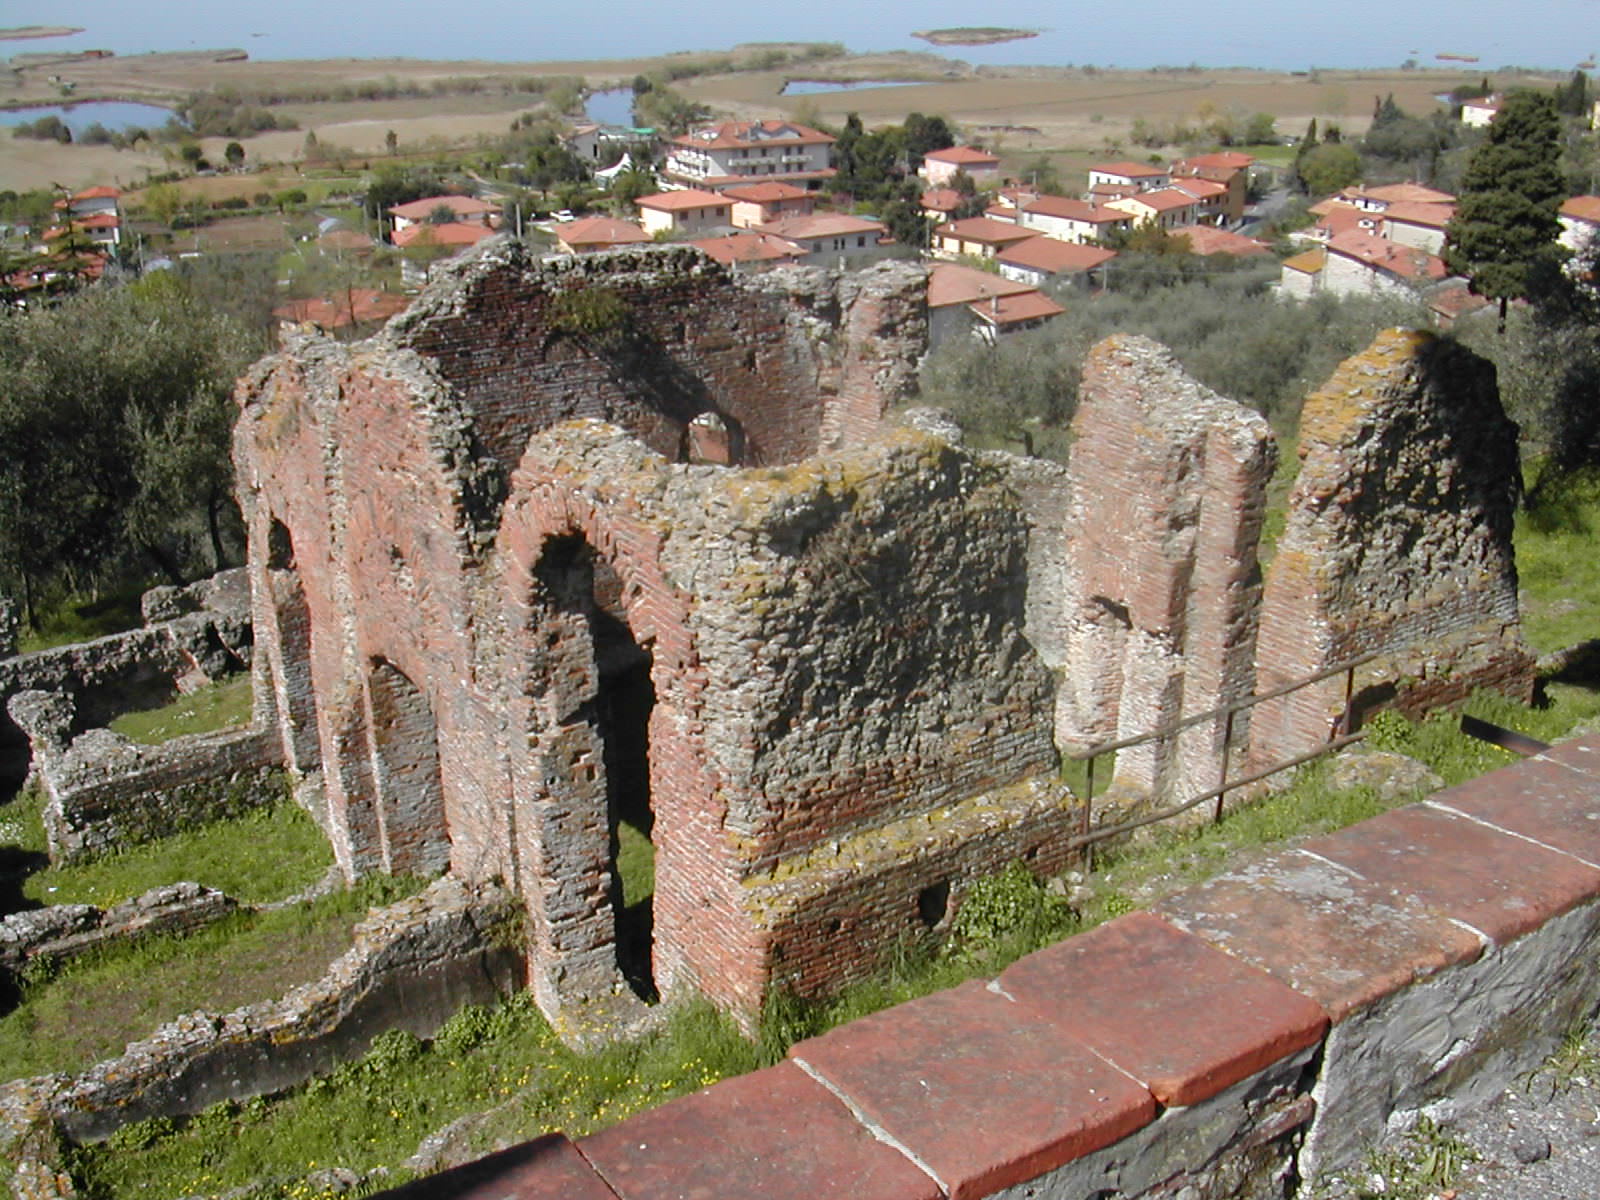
921;187;967;223
1336;183;1455;213
752;212;889;266
1107;187;1203;230
930;215;1038;259
1558;194;1600;252
722;182;815;228
387;195;501;237
392;221;496;287
1321;228;1448;298
48;185;122;248
1380;201;1455;255
1279;247;1326;299
1460;96;1502;127
563;121;633;165
272;288;410;333
688;230;807;270
1169;176;1231;225
554;216;651;255
1170;151;1254;223
926;261;1062;344
995;236;1116;288
663;120;836;189
635;190;732;237
919;145;1002;188
1008;195;1132;245
1086;160;1171;194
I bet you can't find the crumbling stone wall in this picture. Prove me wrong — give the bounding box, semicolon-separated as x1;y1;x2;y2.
0;570;254;789
1250;329;1533;767
236;244;1061;1030
8;689;283;862
1056;335;1277;801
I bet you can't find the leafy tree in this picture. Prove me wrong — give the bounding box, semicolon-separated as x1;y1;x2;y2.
1296;142;1361;195
1557;70;1591;117
0;273;262;619
902;112;955;168
224;141;245;169
385;129;399;156
1444;89;1565;328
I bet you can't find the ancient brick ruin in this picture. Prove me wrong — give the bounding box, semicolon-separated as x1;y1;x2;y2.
234;238;1533;1032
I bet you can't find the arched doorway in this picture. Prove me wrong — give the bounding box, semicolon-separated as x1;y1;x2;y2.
534;534;658;1001
265;518;321;773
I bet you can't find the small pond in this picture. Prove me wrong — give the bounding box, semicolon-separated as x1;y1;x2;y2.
0;100;176;134
780;79;924;95
583;88;635;128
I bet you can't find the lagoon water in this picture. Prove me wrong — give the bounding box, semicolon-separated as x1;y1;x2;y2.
0;100;174;133
0;0;1591;74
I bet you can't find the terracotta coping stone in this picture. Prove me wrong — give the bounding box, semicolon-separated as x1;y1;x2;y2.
788;978;1156;1199
997;910;1328;1107
1536;733;1600;781
576;1060;943;1200
379;1134;619;1199
1300;804;1600;945
1156;849;1484;1024
1429;755;1600;869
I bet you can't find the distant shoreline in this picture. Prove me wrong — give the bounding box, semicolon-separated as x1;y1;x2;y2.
0;25;85;42
912;27;1040;48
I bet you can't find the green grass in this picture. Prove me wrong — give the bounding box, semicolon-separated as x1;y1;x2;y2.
107;674;256;745
615;819;654;908
1517;468;1600;654
0;875;423;1083
2;785;334;909
69;994;763;1200
15;587;146;654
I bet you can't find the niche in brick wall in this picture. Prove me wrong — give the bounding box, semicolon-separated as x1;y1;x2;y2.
365;659;451;877
536;536;659;1002
266;518;321;773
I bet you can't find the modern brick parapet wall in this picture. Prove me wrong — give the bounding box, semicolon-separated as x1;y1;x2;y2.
379;732;1600;1200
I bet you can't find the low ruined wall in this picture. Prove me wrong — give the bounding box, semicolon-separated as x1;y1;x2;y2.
0;570;254;788
406;732;1600;1200
0;877;522;1163
9;689;284;862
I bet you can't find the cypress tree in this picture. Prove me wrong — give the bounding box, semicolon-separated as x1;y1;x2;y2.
1444;89;1565;329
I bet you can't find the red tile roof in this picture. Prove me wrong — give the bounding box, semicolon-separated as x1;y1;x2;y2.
1174;152;1254;172
53;212;120;230
690;231;807;265
388;194;500;221
1089;161;1169;178
672;120;834;149
318;228;375;251
273;288;410;329
391;221;496;248
926;262;1036;308
757;213;886;240
676;168;837;187
556;216;650;247
1022;195;1128;223
997;236;1116;274
1170;225;1270;256
1381;201;1455;228
924;146;1000;166
1343;183;1456;207
1171;178;1227;200
1328;230;1447;281
722;182;811;202
921;188;966;212
970;290;1065;326
1427;284;1492;320
1281;247;1326;274
1113;188;1199;214
1315;204;1378;237
73;185;122;199
1561;195;1600;223
933;216;1038;246
637;188;728;212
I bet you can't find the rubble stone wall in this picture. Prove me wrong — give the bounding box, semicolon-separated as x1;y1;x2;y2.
1251;329;1533;768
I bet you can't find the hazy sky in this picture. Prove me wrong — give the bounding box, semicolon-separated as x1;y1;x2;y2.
6;1;1596;72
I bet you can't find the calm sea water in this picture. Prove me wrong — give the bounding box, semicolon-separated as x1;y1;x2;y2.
0;100;174;132
1;1;1591;73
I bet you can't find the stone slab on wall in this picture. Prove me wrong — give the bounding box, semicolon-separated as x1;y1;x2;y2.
1251;328;1532;768
394;733;1600;1200
1057;334;1276;804
0;882;235;982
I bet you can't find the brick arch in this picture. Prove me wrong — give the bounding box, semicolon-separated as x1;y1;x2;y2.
494;462;720;1021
